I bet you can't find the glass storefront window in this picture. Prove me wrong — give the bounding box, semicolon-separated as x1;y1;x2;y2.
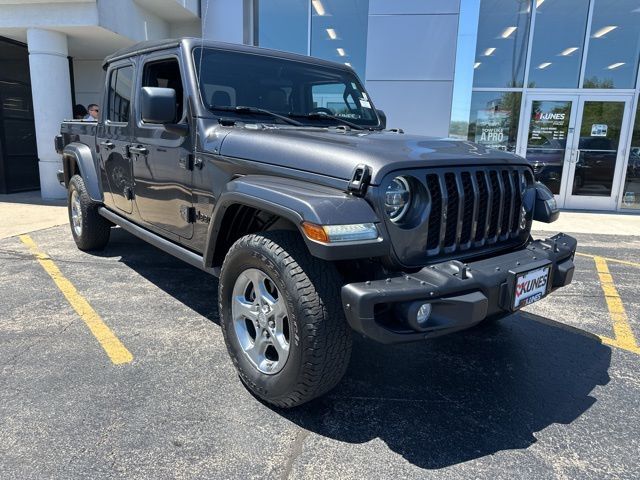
574;101;625;196
622;103;640;209
583;0;640;89
526;100;572;194
465;91;522;152
310;0;369;79
258;0;309;55
528;0;589;88
472;0;531;88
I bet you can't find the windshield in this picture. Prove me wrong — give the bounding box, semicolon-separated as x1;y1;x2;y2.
193;47;380;128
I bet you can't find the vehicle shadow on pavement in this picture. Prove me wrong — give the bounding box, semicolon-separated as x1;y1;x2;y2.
101;229;612;470
281;313;612;470
95;228;220;323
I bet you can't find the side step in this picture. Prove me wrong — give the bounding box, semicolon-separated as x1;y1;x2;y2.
99;207;220;277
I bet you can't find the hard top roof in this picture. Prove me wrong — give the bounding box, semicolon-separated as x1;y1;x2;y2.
102;37;352;72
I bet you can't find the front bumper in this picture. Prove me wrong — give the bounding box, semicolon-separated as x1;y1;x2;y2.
341;233;577;344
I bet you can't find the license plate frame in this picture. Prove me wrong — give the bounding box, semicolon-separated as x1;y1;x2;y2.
512;264;551;310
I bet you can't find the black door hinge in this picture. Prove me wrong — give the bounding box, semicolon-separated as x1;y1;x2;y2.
179;154;204;171
179;154;193;170
124;186;134;200
180;205;196;223
348;164;371;197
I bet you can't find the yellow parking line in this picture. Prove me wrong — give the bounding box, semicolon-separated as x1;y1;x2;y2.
593;256;640;355
19;234;133;365
576;252;640;269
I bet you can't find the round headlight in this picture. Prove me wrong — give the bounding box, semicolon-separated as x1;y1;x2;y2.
385;176;411;222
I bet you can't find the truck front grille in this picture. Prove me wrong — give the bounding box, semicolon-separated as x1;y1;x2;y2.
423;167;530;256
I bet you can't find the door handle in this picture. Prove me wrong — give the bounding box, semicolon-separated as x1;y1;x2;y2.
128;146;149;155
573;149;581;164
100;140;114;149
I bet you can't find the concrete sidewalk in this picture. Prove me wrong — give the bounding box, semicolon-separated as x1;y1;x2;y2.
0;191;67;239
533;211;640;236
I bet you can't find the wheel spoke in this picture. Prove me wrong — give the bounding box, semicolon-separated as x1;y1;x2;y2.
244;334;266;365
232;295;258;322
254;276;278;308
270;331;289;358
271;298;287;322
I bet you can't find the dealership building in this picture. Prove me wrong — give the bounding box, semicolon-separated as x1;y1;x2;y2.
0;0;639;213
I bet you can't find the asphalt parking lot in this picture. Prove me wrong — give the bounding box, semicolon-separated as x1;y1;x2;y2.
1;223;639;479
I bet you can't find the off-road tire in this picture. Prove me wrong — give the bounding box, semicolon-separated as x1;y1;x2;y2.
68;174;111;251
219;231;352;408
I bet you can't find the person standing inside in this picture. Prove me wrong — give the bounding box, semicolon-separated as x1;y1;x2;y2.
73;104;87;120
84;104;99;121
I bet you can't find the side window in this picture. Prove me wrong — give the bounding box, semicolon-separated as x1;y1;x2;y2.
142;58;184;123
107;66;133;123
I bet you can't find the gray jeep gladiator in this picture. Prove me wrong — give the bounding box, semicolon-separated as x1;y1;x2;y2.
55;38;576;408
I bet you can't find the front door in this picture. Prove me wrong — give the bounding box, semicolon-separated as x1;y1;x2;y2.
520;94;633;210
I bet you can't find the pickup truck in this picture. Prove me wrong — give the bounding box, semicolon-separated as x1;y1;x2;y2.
55;38;576;408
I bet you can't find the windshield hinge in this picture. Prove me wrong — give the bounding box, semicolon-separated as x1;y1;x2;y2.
348;164;371;197
218;117;237;127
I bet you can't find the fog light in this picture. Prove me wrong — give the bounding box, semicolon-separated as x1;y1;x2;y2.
416;303;432;326
519;205;527;229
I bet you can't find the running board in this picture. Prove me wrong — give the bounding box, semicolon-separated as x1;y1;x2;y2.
99;207;220;277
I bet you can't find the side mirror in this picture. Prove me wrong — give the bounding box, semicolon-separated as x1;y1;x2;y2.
377;109;387;129
533;182;560;223
141;87;176;124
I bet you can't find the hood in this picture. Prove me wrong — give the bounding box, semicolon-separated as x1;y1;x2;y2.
206;124;528;185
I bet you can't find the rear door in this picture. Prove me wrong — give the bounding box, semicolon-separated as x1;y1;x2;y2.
131;53;194;239
97;62;135;214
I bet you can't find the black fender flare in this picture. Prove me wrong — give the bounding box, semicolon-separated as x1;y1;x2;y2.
203;175;388;266
62;142;103;202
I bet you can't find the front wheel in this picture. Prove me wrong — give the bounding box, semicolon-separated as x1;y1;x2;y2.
219;231;352;408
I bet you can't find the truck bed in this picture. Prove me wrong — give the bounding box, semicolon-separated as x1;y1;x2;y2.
60;120;98;150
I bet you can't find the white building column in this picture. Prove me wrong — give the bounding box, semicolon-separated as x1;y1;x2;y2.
27;28;72;200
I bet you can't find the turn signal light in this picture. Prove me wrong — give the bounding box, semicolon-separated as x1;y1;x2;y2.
302;222;330;243
301;222;379;243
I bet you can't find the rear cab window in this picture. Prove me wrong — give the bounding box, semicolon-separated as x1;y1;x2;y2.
106;65;134;124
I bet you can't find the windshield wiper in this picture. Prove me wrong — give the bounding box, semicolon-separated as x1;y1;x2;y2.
289;112;365;130
209;105;303;126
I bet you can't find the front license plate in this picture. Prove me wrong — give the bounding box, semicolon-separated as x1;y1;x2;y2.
513;266;550;309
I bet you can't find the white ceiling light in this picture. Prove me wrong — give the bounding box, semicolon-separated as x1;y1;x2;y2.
537;62;552;69
607;62;625;69
560;47;579;56
337;47;345;57
483;47;496;56
326;28;337;40
593;25;617;38
501;26;517;38
312;0;326;16
474;62;481;69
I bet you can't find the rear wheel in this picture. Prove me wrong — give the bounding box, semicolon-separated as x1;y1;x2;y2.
68;175;111;251
219;231;352;408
